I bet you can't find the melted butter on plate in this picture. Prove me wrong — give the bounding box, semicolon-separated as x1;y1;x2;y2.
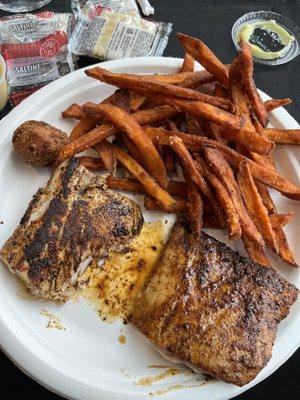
39;309;66;330
74;220;165;322
148;374;216;396
118;334;126;345
136;368;181;385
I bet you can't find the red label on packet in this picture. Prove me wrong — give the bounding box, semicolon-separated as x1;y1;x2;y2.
40;38;60;59
36;10;55;18
87;5;104;19
1;31;68;60
0;12;75;106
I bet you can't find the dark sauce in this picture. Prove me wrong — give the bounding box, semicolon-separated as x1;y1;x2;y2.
249;27;286;52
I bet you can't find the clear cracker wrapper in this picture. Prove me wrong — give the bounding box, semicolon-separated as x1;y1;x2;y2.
0;11;75;106
72;0;141;17
69;1;172;60
137;0;154;16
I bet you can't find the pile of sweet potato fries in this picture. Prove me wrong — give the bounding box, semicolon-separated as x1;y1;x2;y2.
58;32;300;268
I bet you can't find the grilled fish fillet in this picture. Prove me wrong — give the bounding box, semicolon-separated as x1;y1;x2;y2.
0;158;143;301
132;217;298;386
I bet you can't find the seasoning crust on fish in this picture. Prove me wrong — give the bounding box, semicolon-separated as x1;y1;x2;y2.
0;158;143;301
132;218;298;386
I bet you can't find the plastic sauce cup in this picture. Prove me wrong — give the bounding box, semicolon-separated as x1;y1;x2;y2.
232;11;300;65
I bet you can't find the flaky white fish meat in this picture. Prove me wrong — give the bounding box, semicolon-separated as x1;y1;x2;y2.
0;158;143;301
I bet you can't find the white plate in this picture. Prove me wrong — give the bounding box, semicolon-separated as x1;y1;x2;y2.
0;57;299;400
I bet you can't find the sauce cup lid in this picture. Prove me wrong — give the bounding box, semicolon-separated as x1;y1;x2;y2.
232;10;300;65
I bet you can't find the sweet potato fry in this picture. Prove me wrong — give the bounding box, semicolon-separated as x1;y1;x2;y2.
165;118;180;132
57;124;117;165
251;116;264;134
162;120;178;172
106;176;187;197
273;227;298;266
95;141;116;173
113;88;131;112
202;119;226;144
186;115;205;136
146;70;215;88
106;176;145;193
144;126;300;200
180;52;195;72
83;102;178;122
237;161;278;252
194;155;241;240
93;103;168;188
229;57;265;166
62;103;85;120
145;123;273;155
164;147;177;173
121;134;146;168
168;96;240;129
214;83;228;98
247;118;294;275
255;180;277;214
85;67;231;110
176;33;229;86
130;93;147;111
204;148;264;245
229;59;274;157
70;114;102;141
239;40;268;126
228;71;279;214
229;57;252;128
69;93;115;140
169;136;226;227
144;196;186;213
265;98;292;113
183;168;203;233
269;212;294;228
144;125;249;151
251;150;276;171
128;91;241;131
264;128;300;145
56;105;178;165
178;70;215;88
91;70;212;85
219;127;274;155
222;132;300;266
242;236;271;267
235;126;276;215
258;179;297;266
144;197;222;229
246;116;278;175
110;146;176;211
77;156;104;170
229;58;279;213
112;89;148;168
201;143;300;200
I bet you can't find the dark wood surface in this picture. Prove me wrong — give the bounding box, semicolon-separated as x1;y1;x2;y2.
0;1;299;399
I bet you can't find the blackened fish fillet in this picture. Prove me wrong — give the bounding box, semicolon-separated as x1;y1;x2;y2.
0;158;143;301
132;217;298;386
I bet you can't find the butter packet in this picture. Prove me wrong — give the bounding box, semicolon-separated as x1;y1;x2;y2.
69;1;172;60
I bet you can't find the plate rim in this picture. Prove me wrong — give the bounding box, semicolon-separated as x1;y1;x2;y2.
0;56;299;400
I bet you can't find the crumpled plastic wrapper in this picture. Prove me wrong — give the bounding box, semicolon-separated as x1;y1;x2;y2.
69;0;171;61
0;11;76;106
